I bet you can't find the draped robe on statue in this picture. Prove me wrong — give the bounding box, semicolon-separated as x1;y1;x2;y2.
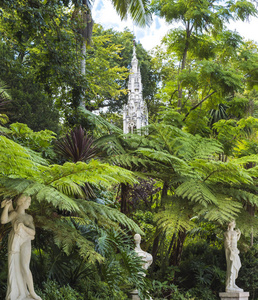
6;215;34;300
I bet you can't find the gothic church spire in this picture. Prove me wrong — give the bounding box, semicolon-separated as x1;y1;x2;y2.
123;42;148;134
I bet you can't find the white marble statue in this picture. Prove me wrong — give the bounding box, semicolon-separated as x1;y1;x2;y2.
133;234;153;300
224;220;243;293
134;234;153;274
1;195;42;300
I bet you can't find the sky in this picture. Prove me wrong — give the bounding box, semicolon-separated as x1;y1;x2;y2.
92;0;258;51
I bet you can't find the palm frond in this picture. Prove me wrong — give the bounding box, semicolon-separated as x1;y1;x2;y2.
110;0;151;27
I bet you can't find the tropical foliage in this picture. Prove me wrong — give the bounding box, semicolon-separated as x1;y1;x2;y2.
0;0;258;299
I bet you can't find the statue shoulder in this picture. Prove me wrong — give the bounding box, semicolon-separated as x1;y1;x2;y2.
224;231;229;238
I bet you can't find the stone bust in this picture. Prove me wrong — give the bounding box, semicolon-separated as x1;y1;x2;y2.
1;195;42;300
224;220;243;293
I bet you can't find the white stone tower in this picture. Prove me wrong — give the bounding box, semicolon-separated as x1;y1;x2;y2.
123;42;148;134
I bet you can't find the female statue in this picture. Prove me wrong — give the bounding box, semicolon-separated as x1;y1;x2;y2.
224;220;243;293
1;195;42;300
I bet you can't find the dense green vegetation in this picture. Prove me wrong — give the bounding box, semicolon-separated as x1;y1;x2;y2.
0;0;258;299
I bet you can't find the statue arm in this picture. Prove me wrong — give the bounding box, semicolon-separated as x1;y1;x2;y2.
21;224;35;236
236;229;241;240
17;217;35;237
1;200;16;224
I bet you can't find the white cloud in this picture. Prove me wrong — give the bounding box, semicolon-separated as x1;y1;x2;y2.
92;0;258;50
228;17;258;42
92;0;172;50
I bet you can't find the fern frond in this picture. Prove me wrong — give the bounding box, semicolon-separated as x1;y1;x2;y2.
197;195;243;223
0;136;42;178
79;107;122;136
37;216;104;263
0;177;80;212
155;197;194;236
0;113;9;125
222;187;258;206
174;136;223;161
232;154;258;164
136;148;188;169
245;165;258;177
108;153;151;170
235;210;258;237
191;159;252;184
40;160;138;190
175;180;218;206
0;177;34;197
82;201;144;235
96;134;127;156
36;186;80;212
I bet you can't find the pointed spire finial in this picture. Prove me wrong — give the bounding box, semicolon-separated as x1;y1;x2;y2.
133;40;136;57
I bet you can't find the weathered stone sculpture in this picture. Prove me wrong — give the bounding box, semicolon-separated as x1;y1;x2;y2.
134;234;153;274
1;195;42;300
131;234;153;300
224;220;243;293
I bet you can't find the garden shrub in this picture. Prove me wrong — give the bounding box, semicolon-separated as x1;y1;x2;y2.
238;245;258;300
37;280;83;300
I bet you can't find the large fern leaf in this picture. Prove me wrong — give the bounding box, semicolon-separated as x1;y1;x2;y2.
197;195;243;223
175;180;218;206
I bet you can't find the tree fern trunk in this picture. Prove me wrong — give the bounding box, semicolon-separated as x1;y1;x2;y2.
151;228;160;267
161;180;169;206
120;183;129;214
169;229;187;266
152;181;169;267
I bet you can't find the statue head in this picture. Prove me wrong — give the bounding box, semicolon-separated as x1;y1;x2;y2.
228;220;236;230
134;233;141;245
17;194;31;209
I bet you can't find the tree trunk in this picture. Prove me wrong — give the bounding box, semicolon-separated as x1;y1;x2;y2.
152;181;169;265
177;22;190;110
160;180;169;206
169;229;187;266
120;183;129;214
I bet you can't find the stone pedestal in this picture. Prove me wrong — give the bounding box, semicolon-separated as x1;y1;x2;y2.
131;289;140;300
219;292;249;300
